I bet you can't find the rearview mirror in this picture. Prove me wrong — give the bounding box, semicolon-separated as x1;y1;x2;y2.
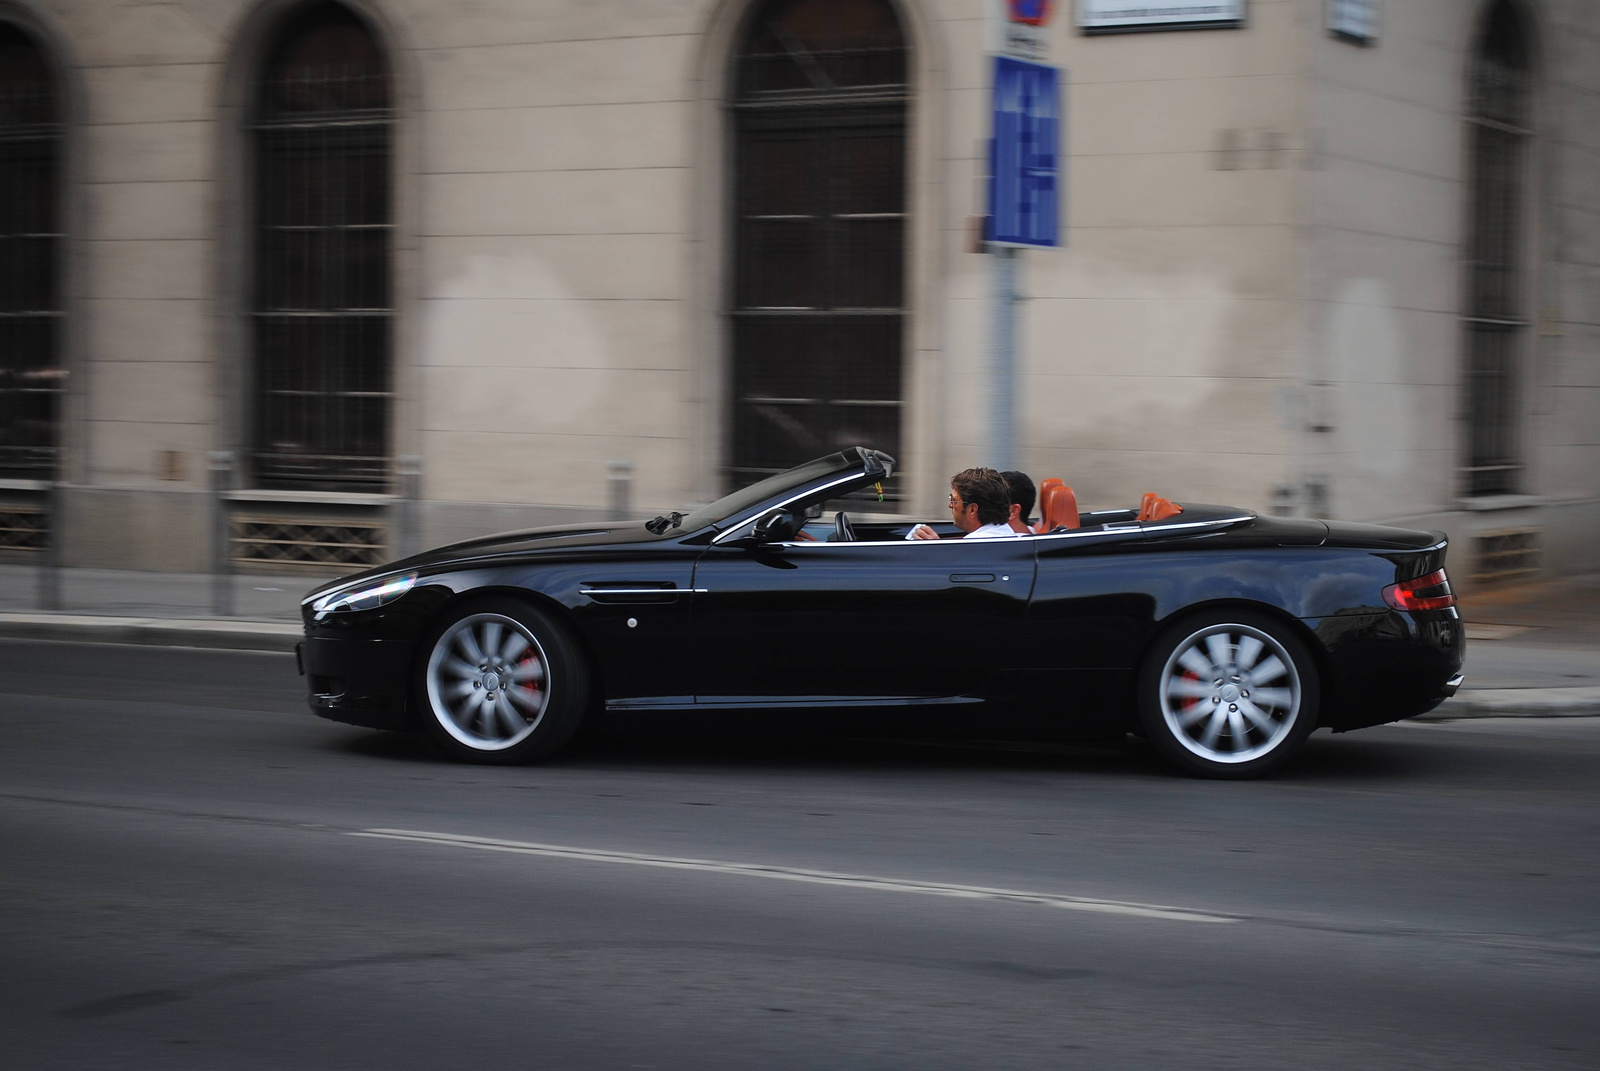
751;510;799;543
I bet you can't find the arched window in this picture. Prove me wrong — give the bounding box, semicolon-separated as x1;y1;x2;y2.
1463;0;1533;496
729;0;909;495
0;22;62;479
251;2;392;491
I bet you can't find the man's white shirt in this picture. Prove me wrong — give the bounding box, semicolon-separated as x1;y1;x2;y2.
965;522;1022;539
905;522;1020;540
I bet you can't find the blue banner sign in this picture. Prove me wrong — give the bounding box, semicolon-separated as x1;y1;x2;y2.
986;56;1061;248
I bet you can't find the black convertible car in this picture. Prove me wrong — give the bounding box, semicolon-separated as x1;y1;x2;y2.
298;448;1464;777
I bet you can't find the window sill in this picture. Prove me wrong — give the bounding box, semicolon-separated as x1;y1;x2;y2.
1453;494;1598;512
225;489;394;506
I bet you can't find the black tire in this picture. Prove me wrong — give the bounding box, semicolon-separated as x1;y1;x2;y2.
1136;608;1320;779
414;596;589;764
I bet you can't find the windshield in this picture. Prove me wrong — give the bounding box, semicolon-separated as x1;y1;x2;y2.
673;449;892;532
677;454;859;532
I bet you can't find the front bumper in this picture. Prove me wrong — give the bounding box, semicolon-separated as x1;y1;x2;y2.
297;635;414;731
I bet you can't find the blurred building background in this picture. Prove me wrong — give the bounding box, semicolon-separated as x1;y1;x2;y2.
0;0;1595;587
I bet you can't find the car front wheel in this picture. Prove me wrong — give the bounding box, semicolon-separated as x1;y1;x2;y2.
415;596;588;764
1137;610;1319;779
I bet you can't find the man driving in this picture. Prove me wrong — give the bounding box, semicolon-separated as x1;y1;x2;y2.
906;467;1021;540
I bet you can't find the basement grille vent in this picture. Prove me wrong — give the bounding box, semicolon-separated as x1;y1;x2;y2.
1472;527;1541;583
231;518;386;569
0;507;46;551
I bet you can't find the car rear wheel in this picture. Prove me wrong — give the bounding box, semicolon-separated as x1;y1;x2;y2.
415;596;588;764
1136;610;1319;779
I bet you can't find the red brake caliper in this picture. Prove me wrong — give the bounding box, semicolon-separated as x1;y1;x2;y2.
516;651;542;717
1179;669;1203;717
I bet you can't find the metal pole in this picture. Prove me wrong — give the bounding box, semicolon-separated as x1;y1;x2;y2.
395;454;422;559
208;450;235;617
988;245;1019;471
38;479;61;611
607;460;633;522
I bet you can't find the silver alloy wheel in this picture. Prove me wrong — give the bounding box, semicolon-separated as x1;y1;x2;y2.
1158;622;1301;765
424;612;549;751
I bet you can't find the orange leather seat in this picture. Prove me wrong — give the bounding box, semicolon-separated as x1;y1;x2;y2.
1031;478;1062;532
1137;493;1183;522
1036;483;1079;532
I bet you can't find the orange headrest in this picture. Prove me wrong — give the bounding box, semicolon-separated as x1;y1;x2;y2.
1032;478;1065;533
1149;497;1183;521
1038;484;1079;532
1137;494;1183;522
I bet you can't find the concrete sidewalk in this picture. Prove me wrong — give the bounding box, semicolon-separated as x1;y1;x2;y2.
0;565;306;652
1422;572;1600;720
0;562;1595;717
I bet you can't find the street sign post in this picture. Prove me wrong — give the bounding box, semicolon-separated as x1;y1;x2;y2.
982;46;1063;472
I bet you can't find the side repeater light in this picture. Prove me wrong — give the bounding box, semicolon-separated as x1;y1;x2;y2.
1382;568;1456;612
311;573;416;620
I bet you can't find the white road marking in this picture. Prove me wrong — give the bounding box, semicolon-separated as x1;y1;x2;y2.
350;828;1242;924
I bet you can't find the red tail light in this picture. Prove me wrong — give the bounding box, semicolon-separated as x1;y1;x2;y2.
1382;568;1456;612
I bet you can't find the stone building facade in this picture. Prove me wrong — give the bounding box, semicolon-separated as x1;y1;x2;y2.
0;0;1595;586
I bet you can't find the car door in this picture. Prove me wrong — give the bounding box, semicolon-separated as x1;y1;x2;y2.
1012;525;1181;728
689;533;1037;705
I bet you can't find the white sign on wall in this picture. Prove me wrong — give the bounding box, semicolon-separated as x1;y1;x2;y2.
1077;0;1246;33
986;0;1057;62
1326;0;1379;45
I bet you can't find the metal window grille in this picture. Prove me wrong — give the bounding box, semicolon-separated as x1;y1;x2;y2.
0;23;62;480
0;505;47;550
1462;1;1532;497
730;0;909;504
251;2;393;492
231;516;386;569
1471;527;1541;583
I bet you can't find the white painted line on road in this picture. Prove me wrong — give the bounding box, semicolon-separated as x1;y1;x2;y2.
351;828;1242;924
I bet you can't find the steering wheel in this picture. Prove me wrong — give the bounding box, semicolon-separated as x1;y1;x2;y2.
834;510;857;542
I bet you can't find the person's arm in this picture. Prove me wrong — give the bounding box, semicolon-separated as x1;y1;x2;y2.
905;524;939;540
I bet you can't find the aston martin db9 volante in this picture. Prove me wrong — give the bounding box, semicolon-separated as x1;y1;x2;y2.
297;448;1464;777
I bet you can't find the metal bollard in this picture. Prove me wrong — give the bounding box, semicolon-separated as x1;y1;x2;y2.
606;460;633;522
395;455;422;559
208;450;235;617
38;479;61;611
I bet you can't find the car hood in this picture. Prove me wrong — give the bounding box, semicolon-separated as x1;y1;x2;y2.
303;521;680;604
403;521;675;566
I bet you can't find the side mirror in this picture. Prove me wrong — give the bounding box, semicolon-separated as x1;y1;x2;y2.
751;510;799;543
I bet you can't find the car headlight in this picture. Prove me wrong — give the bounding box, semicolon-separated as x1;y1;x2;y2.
310;573;416;620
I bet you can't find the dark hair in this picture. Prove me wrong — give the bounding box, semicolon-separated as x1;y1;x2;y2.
1001;470;1035;522
950;467;1012;527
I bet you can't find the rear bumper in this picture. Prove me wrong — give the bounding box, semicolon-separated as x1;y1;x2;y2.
299;634;413;731
1313;609;1466;731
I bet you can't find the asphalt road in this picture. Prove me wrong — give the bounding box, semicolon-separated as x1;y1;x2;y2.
1;639;1596;1069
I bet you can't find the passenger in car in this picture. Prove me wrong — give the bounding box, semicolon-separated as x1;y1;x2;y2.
1001;470;1036;534
906;467;1021;540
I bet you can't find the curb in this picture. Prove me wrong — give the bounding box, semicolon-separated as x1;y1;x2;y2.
0;613;299;653
1412;686;1600;721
